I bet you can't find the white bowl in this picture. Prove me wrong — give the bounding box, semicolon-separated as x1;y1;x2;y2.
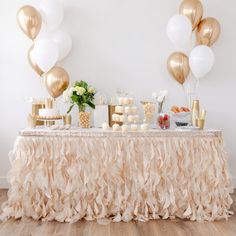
171;111;190;118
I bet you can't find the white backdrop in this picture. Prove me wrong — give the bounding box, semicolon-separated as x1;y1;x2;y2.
0;0;235;187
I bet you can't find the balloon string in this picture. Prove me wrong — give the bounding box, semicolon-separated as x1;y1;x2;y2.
182;84;190;108
40;76;44;90
182;84;186;103
39;75;48;97
190;32;193;52
196;77;200;99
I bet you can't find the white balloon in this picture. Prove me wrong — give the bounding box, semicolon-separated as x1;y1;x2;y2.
52;31;72;61
33;38;59;72
189;45;215;79
38;0;64;32
167;14;192;50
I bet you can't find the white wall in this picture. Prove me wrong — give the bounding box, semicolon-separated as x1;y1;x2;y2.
0;0;235;188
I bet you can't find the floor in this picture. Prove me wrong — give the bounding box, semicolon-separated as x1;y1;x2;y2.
0;189;235;236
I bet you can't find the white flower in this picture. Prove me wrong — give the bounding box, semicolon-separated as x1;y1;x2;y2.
157;90;168;103
74;86;86;96
68;87;74;95
152;92;158;99
63;90;69;103
88;87;96;94
63;88;72;103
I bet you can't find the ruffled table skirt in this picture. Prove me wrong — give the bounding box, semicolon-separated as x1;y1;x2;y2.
1;128;233;223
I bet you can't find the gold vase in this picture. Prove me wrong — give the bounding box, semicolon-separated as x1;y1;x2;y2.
191;100;200;126
79;112;91;128
196;118;205;130
63;114;72;125
32;102;45;126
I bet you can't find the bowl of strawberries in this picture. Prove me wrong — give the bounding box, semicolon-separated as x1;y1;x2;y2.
158;113;170;129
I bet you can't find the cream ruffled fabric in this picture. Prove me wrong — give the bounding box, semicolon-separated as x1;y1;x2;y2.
1;129;233;223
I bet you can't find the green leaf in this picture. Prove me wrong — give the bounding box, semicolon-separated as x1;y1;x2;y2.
87;101;95;109
67;104;74;114
71;95;78;103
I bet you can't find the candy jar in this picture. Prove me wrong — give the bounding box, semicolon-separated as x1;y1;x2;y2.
158;113;170;129
140;101;155;124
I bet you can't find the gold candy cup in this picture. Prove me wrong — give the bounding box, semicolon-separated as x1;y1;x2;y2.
196;118;205;130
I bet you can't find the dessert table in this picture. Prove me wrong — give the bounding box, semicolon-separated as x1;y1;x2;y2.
1;128;233;223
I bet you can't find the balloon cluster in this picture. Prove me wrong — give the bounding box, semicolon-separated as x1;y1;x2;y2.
17;0;72;98
166;0;220;85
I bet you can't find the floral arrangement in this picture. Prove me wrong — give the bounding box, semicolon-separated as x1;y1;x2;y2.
152;90;168;113
63;80;96;113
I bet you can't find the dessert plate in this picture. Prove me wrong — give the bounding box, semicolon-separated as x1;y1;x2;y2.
175;126;200;131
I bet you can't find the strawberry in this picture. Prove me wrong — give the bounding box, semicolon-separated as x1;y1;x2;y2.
159;116;163;121
163;114;169;121
165;121;170;125
165;124;170;129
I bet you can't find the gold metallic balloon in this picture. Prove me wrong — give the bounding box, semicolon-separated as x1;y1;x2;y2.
17;5;42;40
196;17;221;46
167;52;190;85
179;0;203;30
28;45;44;76
45;67;70;98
